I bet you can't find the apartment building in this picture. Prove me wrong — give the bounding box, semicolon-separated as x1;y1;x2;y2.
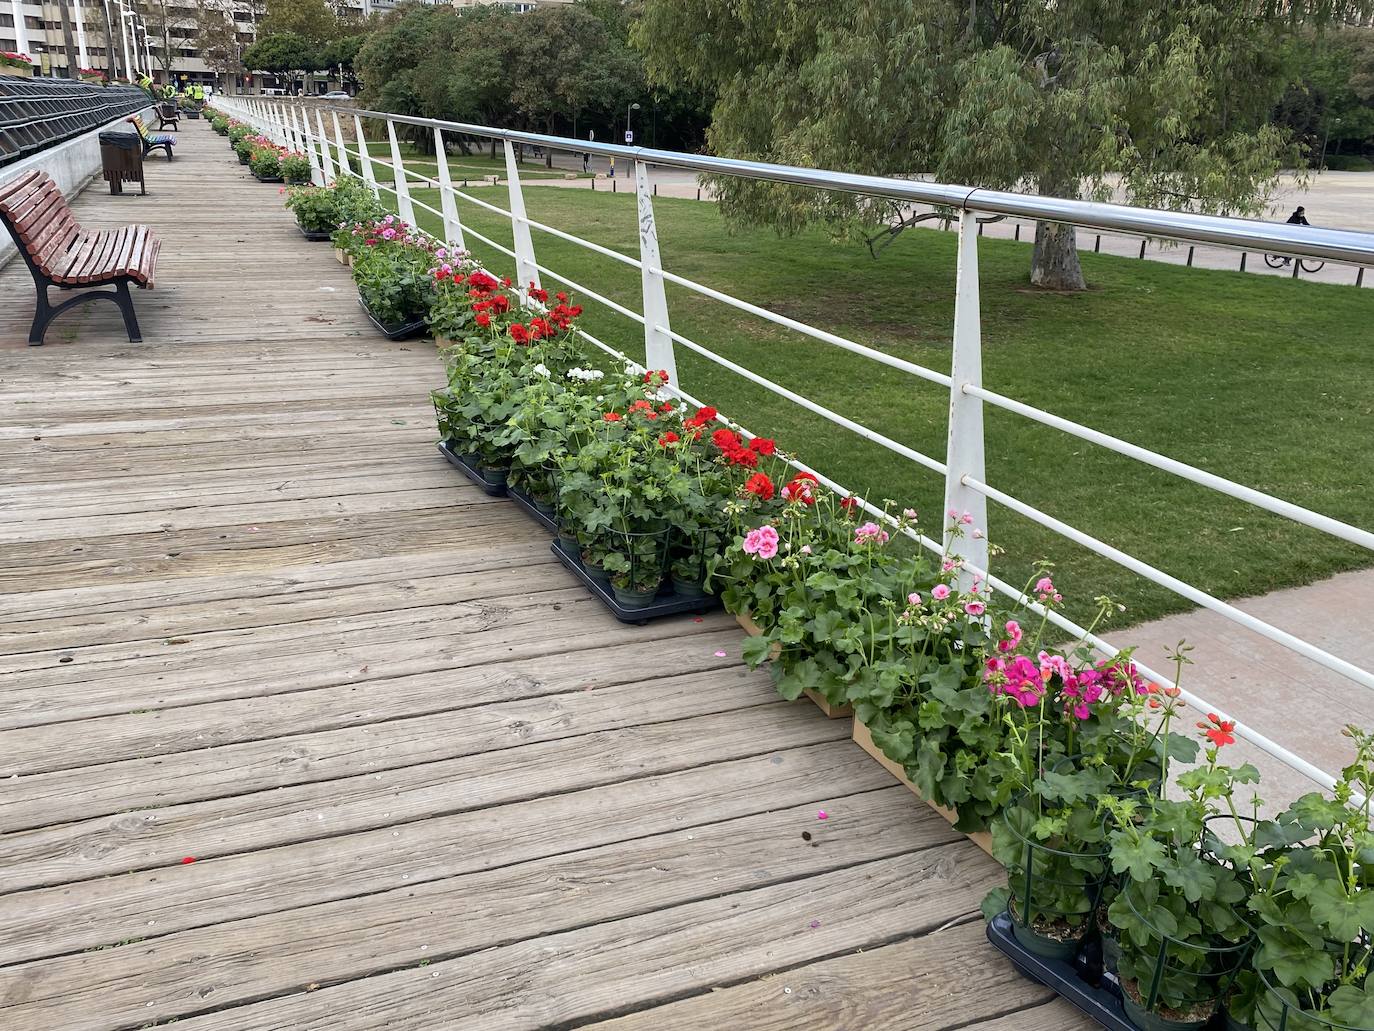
2;0;573;87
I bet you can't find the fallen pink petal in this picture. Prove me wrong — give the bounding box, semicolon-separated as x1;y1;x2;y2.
714;650;727;657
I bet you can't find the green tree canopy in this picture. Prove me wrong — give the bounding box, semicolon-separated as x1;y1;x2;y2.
243;31;323;76
634;0;1373;289
260;0;339;45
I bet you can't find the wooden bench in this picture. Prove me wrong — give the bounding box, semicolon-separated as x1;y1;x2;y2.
155;101;179;131
128;114;174;160
0;169;160;345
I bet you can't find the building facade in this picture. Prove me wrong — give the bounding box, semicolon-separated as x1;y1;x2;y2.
2;0;573;89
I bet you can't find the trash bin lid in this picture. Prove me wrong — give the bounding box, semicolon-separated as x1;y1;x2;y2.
98;132;139;148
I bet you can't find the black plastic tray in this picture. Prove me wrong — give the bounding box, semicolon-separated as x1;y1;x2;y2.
550;539;720;625
987;911;1134;1031
359;296;428;341
508;486;559;533
435;440;507;497
297;223;331;242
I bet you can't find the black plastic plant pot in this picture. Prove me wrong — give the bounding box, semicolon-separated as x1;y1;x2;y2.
550;539;721;625
1003;801;1111;963
987;911;1137;1031
358;296;428;341
252;172;284;183
607;525;671;602
435;440;506;497
668;524;722;601
1115;886;1254;1031
507;486;558;534
237;153;250;164
1253;968;1373;1031
297;223;332;242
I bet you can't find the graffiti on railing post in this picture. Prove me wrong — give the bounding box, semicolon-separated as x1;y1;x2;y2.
943;210;989;596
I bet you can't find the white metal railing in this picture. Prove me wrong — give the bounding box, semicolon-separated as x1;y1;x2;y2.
217;95;1374;796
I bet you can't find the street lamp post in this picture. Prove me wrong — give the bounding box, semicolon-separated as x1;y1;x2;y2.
625;101;641;140
10;0;31;61
75;0;90;70
138;16;151;77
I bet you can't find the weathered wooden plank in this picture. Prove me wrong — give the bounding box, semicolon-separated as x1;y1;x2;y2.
0;703;849;891
2;629;742;775
0;789;956;1031
0;484;476;543
164;849;994;1031
583;922;1074;1031
2;664;774;828
0;743;902;968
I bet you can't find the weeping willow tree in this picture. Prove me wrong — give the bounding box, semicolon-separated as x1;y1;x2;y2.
634;0;1372;290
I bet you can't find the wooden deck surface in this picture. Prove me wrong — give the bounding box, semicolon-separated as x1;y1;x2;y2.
0;127;1091;1030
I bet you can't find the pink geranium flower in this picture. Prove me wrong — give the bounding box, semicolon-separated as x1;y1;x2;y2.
854;522;890;545
742;525;779;560
931;584;951;601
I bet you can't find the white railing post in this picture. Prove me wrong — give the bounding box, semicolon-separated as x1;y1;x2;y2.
353;113;378;197
272;103;289;148
315;109;336;183
330;111;350;179
433;127;465;250
943;208;989;591
385;118;416;226
282;102;300;153
294;106;324;186
504;139;540;299
635;160;679;386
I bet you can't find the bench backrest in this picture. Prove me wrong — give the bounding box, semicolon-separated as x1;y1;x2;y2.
128;115;150;139
0;170;81;272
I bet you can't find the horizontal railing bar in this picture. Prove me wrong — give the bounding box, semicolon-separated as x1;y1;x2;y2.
964;384;1374;553
532;264;646;325
454;223;516;260
659;324;947;476
963;474;1374;692
656;267;953;388
331;104;1374;265
521;215;644;270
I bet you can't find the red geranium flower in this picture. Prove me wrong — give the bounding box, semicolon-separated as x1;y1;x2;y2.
743;473;775;501
1200;712;1236;748
475;313;491;328
657;431;680;446
749;437;776;456
839;496;860;513
529;284;548;303
509;324;529;344
712;428;741;451
556;291;568;303
603;412;622;422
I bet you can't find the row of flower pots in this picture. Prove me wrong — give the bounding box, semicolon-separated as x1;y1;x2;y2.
209;110;310;185
273;179;1374;1031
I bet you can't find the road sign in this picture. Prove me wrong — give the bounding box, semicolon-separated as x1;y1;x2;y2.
624;130;633;144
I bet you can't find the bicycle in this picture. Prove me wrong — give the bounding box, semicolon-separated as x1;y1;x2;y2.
1265;253;1325;274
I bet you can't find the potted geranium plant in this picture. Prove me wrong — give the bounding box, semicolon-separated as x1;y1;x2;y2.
249;146;283;182
1100;709;1258;1031
1232;728;1374;1031
0;51;33;76
284;184;337;241
351;234;436;339
281;152;311;185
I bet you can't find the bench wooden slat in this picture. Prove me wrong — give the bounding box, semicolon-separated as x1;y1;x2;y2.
27;210;79;263
9;184;65;240
112;225;144;280
33;225;82;277
77;228;126;284
51;229;100;281
0;170;45;213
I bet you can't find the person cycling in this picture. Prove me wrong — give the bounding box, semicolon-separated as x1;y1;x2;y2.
1266;206;1323;272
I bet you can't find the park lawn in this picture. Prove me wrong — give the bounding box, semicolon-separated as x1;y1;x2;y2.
366;142;588;182
404;182;1373;633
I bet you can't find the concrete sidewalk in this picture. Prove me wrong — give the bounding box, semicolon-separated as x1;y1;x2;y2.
1117;569;1374;814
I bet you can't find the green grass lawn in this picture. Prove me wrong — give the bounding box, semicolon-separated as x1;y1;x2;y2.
394;182;1373;633
364;142;588;182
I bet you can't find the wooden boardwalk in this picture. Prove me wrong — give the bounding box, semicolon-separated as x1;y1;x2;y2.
0;127;1090;1030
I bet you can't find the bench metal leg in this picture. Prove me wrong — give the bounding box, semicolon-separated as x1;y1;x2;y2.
28;281;143;345
114;281;142;342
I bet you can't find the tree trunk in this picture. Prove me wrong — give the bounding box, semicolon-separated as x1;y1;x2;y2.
100;0;117;80
56;0;79;76
1030;220;1086;291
